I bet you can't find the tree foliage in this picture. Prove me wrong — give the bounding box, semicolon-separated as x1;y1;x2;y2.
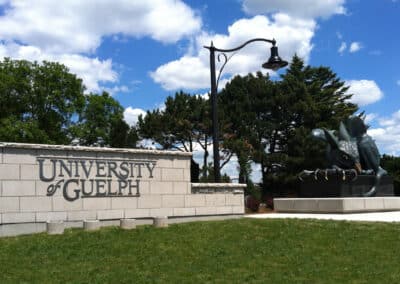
137;91;211;177
275;55;357;190
381;155;400;195
0;58;137;148
0;116;49;144
139;91;210;151
71;92;138;147
0;58;85;144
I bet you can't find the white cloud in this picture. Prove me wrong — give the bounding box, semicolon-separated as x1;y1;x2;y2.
104;85;130;96
338;42;347;54
138;139;159;150
151;56;210;90
0;42;117;93
152;14;315;91
0;0;201;93
0;0;201;53
378;110;400;127
250;163;262;183
197;92;210;100
123;107;147;127
242;0;346;19
346;80;383;106
191;142;241;182
349;41;362;53
58;54;117;93
364;113;378;124
337;41;363;55
368;110;400;155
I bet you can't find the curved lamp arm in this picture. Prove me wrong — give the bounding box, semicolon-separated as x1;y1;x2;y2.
204;38;282;89
204;38;276;53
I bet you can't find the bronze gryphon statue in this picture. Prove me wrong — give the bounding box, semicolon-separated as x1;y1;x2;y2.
299;114;387;197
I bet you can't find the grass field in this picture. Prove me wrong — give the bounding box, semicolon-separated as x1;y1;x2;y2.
1;218;400;283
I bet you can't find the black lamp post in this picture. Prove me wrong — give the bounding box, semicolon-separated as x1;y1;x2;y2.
204;38;288;182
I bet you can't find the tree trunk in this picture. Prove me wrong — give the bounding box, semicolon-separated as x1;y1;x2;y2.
238;153;248;184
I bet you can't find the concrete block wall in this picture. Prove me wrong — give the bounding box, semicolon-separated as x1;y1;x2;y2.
0;143;245;225
190;183;246;215
274;197;400;213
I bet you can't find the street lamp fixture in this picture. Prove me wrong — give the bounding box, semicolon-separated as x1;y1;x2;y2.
204;38;287;183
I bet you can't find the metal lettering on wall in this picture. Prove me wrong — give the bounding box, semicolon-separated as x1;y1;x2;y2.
37;157;156;202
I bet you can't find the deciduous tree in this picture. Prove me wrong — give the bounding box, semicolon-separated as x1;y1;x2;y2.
71;92;137;147
0;58;85;144
137;91;212;177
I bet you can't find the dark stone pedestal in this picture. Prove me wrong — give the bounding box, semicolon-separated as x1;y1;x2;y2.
299;175;394;197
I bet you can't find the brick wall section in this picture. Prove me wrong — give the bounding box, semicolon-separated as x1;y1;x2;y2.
0;143;245;224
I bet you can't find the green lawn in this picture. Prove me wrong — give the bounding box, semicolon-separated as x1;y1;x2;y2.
1;218;400;283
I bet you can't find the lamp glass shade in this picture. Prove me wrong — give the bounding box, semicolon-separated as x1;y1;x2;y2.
262;46;288;71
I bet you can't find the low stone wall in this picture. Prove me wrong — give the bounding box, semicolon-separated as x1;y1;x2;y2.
274;197;400;213
189;183;245;216
0;143;245;231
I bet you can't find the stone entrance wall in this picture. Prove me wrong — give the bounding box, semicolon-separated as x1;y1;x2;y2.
0;143;245;226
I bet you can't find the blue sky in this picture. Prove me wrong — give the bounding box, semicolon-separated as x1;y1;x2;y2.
0;0;399;162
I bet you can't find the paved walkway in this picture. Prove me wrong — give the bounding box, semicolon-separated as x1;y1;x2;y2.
245;211;400;223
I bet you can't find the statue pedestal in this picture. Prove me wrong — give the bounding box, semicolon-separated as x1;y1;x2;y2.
299;175;394;197
274;197;400;213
